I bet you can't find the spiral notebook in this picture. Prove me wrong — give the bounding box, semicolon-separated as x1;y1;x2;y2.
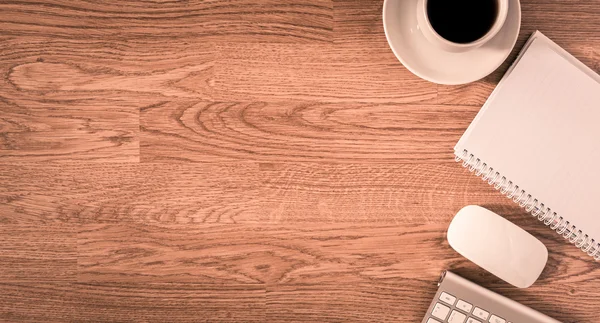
455;31;600;261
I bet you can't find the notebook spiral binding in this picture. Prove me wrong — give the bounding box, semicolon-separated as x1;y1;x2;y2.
456;149;600;261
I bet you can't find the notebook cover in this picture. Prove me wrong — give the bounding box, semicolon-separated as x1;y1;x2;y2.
455;31;600;246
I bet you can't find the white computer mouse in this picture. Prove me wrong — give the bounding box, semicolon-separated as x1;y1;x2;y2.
447;205;548;288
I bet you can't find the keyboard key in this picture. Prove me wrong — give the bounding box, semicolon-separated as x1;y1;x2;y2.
427;318;442;323
431;303;451;321
489;315;506;323
439;292;457;305
456;300;473;313
466;318;481;323
472;307;489;320
448;310;467;323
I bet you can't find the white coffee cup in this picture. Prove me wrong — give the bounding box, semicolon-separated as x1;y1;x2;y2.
416;0;509;53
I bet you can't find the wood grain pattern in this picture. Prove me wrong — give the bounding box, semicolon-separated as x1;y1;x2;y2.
0;1;333;42
0;95;140;162
0;162;545;224
0;282;266;322
0;224;75;282
76;223;598;322
76;223;594;285
1;0;600;322
212;42;438;103
141;102;475;162
0;163;262;223
0;38;215;162
0;282;77;322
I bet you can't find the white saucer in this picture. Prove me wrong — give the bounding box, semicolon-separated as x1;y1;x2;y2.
383;0;521;85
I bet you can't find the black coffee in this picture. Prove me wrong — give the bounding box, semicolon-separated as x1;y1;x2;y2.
427;0;498;44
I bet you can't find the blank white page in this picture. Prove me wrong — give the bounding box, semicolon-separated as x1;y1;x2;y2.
455;34;600;240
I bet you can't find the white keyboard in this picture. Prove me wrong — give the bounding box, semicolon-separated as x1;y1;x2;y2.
422;271;560;323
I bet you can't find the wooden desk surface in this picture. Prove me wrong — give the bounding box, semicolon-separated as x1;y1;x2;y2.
1;1;599;322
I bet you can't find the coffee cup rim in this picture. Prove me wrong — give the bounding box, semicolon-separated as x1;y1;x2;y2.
420;0;509;49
